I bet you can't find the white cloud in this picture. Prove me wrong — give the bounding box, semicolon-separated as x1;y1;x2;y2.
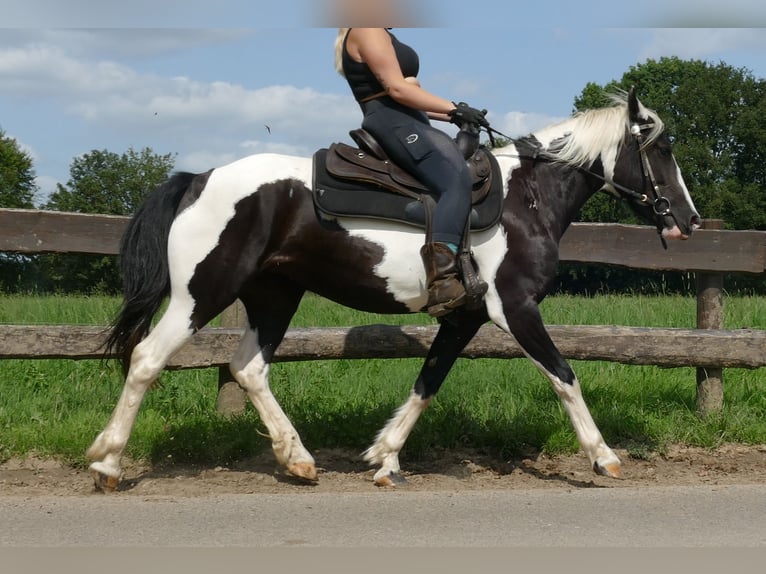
498;111;568;138
0;44;135;97
9;136;38;162
639;28;766;62
0;0;308;27
636;0;766;27
175;150;240;174
176;140;311;174
0;29;254;59
239;140;311;156
0;40;361;157
33;175;59;205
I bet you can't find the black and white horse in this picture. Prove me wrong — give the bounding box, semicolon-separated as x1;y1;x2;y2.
87;89;700;490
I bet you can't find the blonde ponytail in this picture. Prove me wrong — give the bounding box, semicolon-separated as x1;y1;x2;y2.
334;28;349;76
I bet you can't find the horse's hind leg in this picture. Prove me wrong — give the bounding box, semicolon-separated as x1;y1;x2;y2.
363;311;486;486
503;301;621;478
231;280;317;482
86;299;195;491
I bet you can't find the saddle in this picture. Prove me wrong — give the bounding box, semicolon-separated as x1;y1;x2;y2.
312;128;503;232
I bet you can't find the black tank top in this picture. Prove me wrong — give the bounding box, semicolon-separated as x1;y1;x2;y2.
342;29;420;103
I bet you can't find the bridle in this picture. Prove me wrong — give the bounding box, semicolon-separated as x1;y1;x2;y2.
606;121;678;249
485;121;679;249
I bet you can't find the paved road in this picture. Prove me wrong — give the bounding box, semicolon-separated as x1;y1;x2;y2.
1;485;765;547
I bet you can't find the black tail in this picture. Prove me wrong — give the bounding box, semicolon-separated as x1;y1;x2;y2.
105;172;197;374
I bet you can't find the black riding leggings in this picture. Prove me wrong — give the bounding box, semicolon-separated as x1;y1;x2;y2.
361;100;472;246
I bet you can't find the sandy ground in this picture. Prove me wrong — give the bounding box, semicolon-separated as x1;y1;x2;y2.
2;443;765;496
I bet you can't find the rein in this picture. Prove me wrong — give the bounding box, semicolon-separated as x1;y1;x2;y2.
483;121;677;249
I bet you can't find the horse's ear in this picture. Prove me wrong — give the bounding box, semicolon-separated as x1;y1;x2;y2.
627;86;640;121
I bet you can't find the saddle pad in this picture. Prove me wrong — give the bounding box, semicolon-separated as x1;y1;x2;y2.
312;148;504;232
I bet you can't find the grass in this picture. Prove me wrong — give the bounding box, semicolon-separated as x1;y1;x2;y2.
0;293;764;468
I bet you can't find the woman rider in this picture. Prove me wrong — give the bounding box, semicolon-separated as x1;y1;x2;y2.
335;27;489;318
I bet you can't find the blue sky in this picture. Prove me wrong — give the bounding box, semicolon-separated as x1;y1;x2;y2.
1;0;766;204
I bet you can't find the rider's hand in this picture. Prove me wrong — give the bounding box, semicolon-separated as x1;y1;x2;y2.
448;102;489;128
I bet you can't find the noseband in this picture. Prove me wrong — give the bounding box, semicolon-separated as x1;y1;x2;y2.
628;123;672;216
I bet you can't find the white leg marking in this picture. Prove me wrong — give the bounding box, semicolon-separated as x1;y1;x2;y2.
534;361;621;476
363;392;431;484
229;328;316;479
87;300;195;483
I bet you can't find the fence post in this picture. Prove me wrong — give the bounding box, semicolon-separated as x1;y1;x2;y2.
216;301;248;416
695;219;725;415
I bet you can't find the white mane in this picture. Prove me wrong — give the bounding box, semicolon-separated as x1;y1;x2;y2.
520;93;665;169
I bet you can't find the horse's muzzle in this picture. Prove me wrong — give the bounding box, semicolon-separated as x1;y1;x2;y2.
662;213;701;241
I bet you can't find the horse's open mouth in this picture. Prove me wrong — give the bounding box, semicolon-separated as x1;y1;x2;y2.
662;226;690;241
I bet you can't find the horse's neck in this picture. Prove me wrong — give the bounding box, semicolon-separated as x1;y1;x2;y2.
542;163;600;238
496;145;604;240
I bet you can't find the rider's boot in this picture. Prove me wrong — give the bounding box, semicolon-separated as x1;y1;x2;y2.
420;242;467;317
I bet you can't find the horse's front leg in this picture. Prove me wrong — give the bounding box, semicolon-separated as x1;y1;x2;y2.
504;301;622;478
363;311;486;486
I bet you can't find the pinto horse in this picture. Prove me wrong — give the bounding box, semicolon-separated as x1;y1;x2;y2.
87;89;700;491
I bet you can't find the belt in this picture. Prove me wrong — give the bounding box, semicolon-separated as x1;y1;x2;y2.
358;89;389;103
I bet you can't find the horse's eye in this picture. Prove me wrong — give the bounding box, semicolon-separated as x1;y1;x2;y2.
668;135;676;145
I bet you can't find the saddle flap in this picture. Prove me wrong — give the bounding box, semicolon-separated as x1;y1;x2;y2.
330;142;390;177
326;142;428;199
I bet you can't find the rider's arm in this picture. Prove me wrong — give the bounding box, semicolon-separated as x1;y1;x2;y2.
403;77;452;123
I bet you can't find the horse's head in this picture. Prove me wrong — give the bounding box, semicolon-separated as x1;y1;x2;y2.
609;88;701;241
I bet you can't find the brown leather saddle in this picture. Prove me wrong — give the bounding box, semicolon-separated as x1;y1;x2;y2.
312;128;503;231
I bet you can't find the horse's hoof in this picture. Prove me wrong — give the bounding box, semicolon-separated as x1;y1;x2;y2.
287;462;318;483
90;469;120;493
88;462;122;492
374;471;408;487
593;460;622;479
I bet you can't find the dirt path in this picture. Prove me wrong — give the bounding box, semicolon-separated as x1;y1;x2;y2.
2;443;765;496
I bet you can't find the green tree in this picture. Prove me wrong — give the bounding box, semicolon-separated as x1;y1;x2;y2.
573;57;766;231
0;128;40;291
42;147;175;293
0;128;37;209
556;58;766;295
46;147;175;215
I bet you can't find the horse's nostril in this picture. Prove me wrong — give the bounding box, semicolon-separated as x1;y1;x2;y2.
690;214;701;230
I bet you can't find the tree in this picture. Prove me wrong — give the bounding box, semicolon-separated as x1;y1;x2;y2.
46;147;175;216
42;147;175;293
558;58;766;294
0;128;40;291
574;57;766;231
0;128;37;209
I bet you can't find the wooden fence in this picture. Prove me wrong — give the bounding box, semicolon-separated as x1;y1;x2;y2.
1;208;765;415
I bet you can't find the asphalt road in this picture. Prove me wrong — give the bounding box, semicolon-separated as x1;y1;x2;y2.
1;484;765;547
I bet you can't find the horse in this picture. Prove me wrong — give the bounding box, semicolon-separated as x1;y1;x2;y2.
86;88;700;491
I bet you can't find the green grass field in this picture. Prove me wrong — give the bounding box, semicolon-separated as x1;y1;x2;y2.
1;293;764;467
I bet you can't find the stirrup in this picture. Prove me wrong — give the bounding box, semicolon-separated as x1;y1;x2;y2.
426;287;466;318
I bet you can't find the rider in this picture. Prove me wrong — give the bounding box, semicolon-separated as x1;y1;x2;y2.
335;27;489;317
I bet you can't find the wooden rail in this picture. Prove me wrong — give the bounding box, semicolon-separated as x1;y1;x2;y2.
1;208;765;416
2;209;765;273
1;324;765;369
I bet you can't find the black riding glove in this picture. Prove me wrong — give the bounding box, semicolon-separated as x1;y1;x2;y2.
448;102;489;128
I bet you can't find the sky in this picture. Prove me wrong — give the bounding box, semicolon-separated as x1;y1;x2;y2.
1;0;766;205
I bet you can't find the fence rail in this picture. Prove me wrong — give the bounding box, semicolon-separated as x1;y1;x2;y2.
1;324;765;369
1;208;765;415
2;208;765;273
